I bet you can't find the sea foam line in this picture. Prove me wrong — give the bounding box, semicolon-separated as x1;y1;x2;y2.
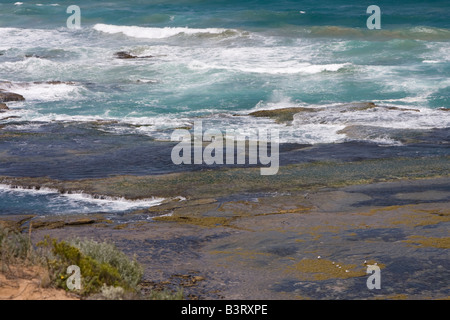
0;184;165;210
93;24;234;39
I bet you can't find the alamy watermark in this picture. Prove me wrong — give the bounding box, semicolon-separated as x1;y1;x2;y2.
64;4;381;31
170;121;279;175
66;5;81;29
367;5;381;30
366;264;381;290
66;265;81;291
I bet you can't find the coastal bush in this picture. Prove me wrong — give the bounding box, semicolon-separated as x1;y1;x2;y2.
98;284;126;300
67;238;143;290
0;225;32;267
88;284;184;300
38;236;143;296
1;227;183;300
145;288;184;300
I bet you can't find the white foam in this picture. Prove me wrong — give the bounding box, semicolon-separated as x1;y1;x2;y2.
93;24;233;39
376;96;430;104
0;57;79;83
189;60;350;75
292;103;450;130
0;81;82;102
23;114;111;123
0;27;77;51
249;92;310;112
0;184;56;195
54;192;165;212
0;184;165;213
184;45;350;75
422;43;450;63
239;96;450;144
135;78;158;84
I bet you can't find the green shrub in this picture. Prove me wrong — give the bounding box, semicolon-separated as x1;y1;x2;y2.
1;227;183;300
0;225;32;267
146;288;184;300
68;238;143;290
38;236;143;296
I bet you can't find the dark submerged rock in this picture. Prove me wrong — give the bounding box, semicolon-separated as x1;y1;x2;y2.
114;51;154;59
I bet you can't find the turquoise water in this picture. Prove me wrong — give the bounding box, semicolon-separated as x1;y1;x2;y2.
1;1;449;141
0;1;449;214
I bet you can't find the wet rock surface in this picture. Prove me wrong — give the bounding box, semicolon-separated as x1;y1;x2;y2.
5;176;447;300
0;121;448;180
0;119;448;299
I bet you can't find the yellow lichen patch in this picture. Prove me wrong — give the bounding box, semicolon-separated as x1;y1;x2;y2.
311;234;322;241
295;295;312;300
153;215;236;229
357;205;449;228
255;206;312;217
358;204;416;216
299;225;343;241
217;200;261;216
414;209;449;216
403;236;450;249
286;258;366;281
147;198;217;214
388;210;449;227
113;223;129;230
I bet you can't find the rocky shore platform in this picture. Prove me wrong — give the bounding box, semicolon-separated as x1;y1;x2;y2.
0;105;449;299
1;156;448;300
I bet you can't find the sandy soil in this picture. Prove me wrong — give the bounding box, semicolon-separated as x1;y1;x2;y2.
0;265;78;300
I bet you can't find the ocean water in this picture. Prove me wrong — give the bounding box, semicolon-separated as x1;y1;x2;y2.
0;0;449;214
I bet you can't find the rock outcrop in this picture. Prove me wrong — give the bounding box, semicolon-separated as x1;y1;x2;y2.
0;103;9;111
249;107;321;123
248;102;421;124
114;51;154;59
0;91;25;103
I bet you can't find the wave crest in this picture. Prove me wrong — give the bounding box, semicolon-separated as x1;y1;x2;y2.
93;24;238;39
